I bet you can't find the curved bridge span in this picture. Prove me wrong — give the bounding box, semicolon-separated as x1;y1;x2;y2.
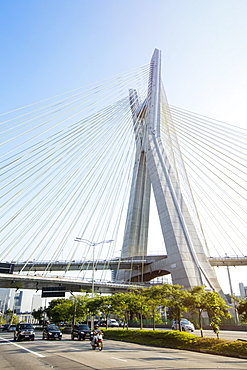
0;272;145;294
0;255;246;293
10;255;247;273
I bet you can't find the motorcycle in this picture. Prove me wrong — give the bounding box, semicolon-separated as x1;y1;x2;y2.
91;331;103;351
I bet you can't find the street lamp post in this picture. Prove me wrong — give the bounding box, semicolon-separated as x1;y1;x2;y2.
70;292;77;327
74;238;113;329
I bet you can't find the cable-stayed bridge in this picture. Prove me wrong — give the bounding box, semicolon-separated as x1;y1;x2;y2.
9;256;247;273
0;270;146;295
1;49;246;296
1;257;247;295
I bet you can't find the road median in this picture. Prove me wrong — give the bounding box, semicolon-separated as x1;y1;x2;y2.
103;329;247;359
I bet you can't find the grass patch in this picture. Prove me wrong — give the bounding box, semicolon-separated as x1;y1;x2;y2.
103;329;247;358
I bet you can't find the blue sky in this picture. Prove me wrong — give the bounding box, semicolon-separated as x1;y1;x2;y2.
1;0;247;128
1;0;247;295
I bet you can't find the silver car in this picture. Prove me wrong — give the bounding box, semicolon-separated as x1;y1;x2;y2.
171;319;195;332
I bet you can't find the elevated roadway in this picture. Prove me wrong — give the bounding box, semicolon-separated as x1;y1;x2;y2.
0;255;246;292
10;255;167;272
0;272;145;294
208;256;247;266
9;255;247;273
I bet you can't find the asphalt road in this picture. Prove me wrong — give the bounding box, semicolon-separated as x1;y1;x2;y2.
1;331;247;370
193;329;247;341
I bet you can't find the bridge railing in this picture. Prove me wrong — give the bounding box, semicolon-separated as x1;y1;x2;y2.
10;270;149;288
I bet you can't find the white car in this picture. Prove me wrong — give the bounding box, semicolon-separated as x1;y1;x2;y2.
97;319;119;327
108;319;119;327
171;319;195;332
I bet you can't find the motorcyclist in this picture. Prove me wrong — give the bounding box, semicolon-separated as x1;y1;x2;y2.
91;325;103;346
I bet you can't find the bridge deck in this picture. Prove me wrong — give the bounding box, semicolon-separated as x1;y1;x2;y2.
0;272;146;293
11;255;168;272
10;256;247;273
0;256;246;293
208;257;247;266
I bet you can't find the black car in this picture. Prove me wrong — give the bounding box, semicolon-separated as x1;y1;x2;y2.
1;324;9;331
43;325;62;340
14;323;35;341
71;324;92;341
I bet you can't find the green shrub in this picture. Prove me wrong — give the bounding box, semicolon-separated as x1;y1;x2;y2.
103;329;247;358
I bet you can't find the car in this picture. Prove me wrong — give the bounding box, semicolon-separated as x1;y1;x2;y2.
97;320;106;327
1;324;10;331
71;324;92;341
60;324;72;334
108;319;119;327
14;323;35;341
8;324;17;332
171;319;195;332
98;319;119;327
43;325;62;340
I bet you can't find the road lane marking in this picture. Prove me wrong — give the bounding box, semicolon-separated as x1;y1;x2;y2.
0;337;45;358
111;357;127;362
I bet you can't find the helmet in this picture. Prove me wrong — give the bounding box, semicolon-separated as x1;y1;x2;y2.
95;324;99;328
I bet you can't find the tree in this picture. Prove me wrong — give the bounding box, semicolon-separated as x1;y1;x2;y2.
11;315;19;324
69;295;89;325
166;285;190;331
32;307;45;325
0;314;5;325
232;296;247;323
82;295;115;329
204;290;231;338
110;292;136;329
186;286;209;337
94;296;115;329
127;289;150;329
85;296;102;316
141;285;171;330
5;308;19;325
5;308;12;323
45;298;73;324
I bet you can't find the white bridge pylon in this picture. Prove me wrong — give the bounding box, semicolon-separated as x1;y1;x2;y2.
119;49;224;296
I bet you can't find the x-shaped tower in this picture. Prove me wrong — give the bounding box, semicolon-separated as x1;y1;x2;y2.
119;49;224;296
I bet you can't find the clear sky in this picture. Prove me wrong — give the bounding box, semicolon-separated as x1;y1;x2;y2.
1;0;247;127
1;0;247;295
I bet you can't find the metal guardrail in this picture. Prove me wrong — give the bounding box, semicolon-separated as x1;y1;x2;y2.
0;270;148;292
8;256;166;265
208;256;247;266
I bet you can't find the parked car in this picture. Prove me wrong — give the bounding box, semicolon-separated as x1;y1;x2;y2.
71;324;92;341
98;319;119;327
171;319;195;332
14;323;35;341
1;324;10;331
43;325;62;340
8;325;17;332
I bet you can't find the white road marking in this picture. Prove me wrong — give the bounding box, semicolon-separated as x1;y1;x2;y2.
69;347;81;350
0;337;45;358
111;356;127;362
